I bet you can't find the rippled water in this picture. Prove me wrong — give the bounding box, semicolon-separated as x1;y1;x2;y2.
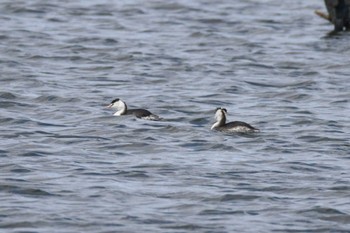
1;0;350;232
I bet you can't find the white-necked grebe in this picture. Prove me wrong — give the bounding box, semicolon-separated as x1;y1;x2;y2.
107;98;161;121
211;107;259;133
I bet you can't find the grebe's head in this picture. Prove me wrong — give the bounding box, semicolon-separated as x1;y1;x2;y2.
107;98;128;116
211;107;227;130
107;98;123;108
214;107;227;120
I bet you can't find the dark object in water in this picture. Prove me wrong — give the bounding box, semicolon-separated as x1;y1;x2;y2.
324;0;350;31
211;107;259;133
106;98;162;121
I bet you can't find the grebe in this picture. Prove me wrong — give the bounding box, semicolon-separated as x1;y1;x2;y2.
211;107;259;133
107;98;161;121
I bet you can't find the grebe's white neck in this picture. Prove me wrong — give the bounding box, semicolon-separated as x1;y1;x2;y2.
211;108;227;130
108;98;127;115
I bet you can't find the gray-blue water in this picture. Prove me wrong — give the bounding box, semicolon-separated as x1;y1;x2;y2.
1;0;350;232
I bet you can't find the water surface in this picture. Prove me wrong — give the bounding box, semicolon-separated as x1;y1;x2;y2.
1;0;350;232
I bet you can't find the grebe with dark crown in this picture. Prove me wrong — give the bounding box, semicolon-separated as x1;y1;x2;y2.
211;107;259;133
107;98;161;121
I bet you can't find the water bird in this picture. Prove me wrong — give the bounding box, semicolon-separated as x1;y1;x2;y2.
211;107;259;133
107;98;161;121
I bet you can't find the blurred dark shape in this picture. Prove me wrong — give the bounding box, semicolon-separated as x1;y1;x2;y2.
325;0;350;31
